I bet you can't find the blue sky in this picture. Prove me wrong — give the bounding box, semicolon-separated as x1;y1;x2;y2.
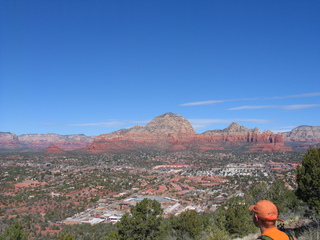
1;0;319;136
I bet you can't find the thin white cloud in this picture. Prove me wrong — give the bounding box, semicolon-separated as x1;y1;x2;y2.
229;104;320;111
30;119;150;129
68;119;150;127
269;92;320;99
180;100;227;106
228;105;275;110
180;92;320;106
27;121;62;125
281;104;320;110
68;121;124;127
189;118;272;129
180;98;259;106
71;118;274;131
270;126;297;133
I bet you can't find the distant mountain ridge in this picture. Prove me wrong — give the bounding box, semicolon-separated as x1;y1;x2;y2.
284;125;320;141
283;125;320;150
1;112;319;152
96;112;196;138
206;122;259;133
85;113;290;153
0;133;93;151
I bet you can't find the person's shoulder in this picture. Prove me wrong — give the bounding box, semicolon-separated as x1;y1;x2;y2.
262;227;293;240
259;228;296;240
283;231;296;240
256;235;273;240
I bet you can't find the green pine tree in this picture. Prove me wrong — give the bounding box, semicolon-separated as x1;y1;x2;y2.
296;148;320;214
213;196;256;238
116;198;164;240
0;222;28;240
58;232;76;240
170;209;209;239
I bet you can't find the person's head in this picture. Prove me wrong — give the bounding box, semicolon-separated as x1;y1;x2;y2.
249;200;283;228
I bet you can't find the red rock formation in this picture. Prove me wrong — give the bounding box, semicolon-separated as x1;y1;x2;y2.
44;144;65;154
85;113;292;153
245;142;292;153
0;132;93;150
19;134;93;150
293;142;320;150
5;113;320;153
282;125;320;151
284;125;320;142
0;132;26;150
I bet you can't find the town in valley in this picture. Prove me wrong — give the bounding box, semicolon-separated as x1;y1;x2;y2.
0;150;301;235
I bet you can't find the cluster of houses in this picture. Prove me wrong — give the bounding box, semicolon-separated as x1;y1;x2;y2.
63;195;203;225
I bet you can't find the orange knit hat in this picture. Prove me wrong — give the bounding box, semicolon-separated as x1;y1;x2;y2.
249;200;284;222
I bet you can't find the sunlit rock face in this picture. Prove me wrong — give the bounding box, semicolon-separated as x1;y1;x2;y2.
0;132;25;150
85;113;292;153
44;144;65;154
0;132;93;150
3;113;320;153
283;125;320;150
284;125;320;142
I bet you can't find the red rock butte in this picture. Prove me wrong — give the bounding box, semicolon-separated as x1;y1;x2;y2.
1;112;320;153
85;112;292;153
44;144;65;154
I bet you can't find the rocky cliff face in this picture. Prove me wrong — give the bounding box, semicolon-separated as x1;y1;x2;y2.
0;132;93;150
284;125;320;142
2;113;319;153
85;113;291;153
95;112;196;139
44;144;65;154
203;123;285;144
0;132;25;150
87;113;198;152
283;125;320;151
145;112;196;134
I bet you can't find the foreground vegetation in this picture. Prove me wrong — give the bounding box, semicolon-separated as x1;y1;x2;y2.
0;148;319;239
